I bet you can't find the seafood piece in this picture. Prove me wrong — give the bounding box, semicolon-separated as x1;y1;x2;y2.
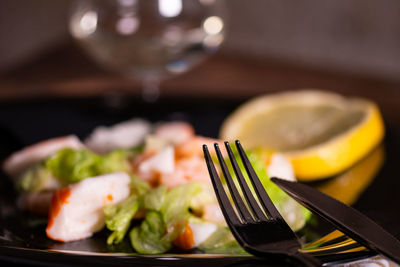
143;135;170;154
202;204;226;224
159;156;210;188
138;146;175;175
2;135;84;179
175;136;224;158
46;172;130;242
135;146;175;185
154;121;195;145
267;153;295;181
174;221;218;250
85;119;151;154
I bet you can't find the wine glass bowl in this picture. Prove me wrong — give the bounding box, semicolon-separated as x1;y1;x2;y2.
69;0;226;101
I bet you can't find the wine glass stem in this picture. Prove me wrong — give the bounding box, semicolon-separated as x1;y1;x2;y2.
142;77;160;103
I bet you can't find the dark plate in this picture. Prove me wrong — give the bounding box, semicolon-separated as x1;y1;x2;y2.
0;95;398;266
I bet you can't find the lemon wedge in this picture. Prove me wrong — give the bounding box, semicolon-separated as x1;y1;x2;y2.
220;90;385;181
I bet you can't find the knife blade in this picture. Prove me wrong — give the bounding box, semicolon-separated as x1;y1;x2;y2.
270;177;400;264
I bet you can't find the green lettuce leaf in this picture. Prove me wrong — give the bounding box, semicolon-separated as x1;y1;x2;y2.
249;150;311;230
130;175;151;196
44;148;135;184
160;182;202;242
45;148;102;183
17;164;61;192
143;185;167;211
105;176;151;245
198;226;247;254
127;183;202;254
98;149;132;174
130;211;171;254
227;148;311;231
104;195;140;245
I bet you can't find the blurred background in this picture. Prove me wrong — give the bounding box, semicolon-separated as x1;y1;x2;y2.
3;0;400;78
0;0;399;118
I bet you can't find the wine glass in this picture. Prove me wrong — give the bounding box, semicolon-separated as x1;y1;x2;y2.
69;0;226;102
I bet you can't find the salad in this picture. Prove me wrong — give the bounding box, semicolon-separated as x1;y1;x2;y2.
2;119;310;254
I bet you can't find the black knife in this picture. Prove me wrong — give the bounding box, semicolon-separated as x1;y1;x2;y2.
270;177;400;264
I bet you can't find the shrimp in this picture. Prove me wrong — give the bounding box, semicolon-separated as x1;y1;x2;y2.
136;145;211;188
2;135;84;180
159;156;210;188
46;172;130;242
202;204;226;224
134;146;175;186
138;146;175;175
154;121;195;145
85;119;151;154
175;136;224;159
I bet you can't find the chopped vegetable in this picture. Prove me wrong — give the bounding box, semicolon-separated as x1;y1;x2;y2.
18;164;61;192
130;211;172;254
247;150;312;230
45;148;102;183
226;148;311;231
104;195;140;245
44;148;135;184
199;226;246;254
143;185;167;211
160;182;203;242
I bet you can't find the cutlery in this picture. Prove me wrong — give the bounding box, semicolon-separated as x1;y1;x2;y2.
271;177;400;264
301;229;376;264
203;140;321;266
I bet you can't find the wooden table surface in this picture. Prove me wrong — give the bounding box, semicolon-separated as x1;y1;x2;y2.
0;43;399;123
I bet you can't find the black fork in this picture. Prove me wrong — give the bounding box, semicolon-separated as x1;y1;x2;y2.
203;140;321;266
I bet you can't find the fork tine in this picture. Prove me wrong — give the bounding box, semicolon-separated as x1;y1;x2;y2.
214;143;254;223
202;145;241;226
224;141;268;222
235;140;283;220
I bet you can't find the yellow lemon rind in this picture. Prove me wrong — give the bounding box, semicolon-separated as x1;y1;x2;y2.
219;90;385;181
287;102;384;181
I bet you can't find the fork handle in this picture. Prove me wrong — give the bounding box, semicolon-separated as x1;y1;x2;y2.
291;251;322;267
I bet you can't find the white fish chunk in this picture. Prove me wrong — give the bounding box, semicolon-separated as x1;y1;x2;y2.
174;221;217;250
137;146;175;181
190;222;218;247
46;172;130;242
85;119;151;154
2;135;84;179
267;153;296;181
